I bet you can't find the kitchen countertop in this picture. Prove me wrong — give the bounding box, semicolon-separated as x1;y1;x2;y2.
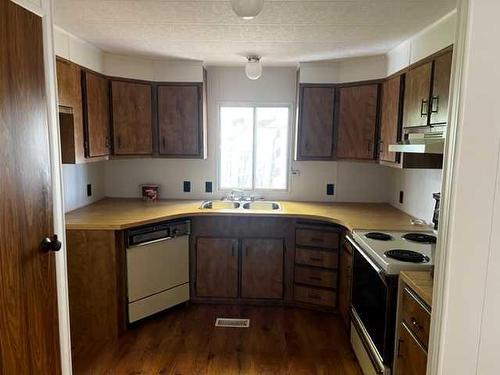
400;271;434;307
65;198;432;232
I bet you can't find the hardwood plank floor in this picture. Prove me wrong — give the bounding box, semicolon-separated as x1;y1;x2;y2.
72;304;362;375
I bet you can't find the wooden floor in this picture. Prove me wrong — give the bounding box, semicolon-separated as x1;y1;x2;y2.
72;304;362;375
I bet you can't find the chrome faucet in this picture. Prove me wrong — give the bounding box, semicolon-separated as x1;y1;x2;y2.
223;189;261;202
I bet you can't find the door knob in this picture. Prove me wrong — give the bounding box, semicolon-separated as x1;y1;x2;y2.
41;235;62;252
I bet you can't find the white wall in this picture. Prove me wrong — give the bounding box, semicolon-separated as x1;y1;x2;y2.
105;66;393;203
390;169;442;223
386;10;457;76
299;55;386;84
432;1;500;374
104;53;203;82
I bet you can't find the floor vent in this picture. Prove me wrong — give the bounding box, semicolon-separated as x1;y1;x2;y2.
215;318;250;328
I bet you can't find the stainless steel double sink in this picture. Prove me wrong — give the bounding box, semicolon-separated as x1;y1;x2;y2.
200;200;281;211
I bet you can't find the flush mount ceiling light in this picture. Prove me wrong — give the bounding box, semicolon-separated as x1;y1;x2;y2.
231;0;264;20
245;56;262;80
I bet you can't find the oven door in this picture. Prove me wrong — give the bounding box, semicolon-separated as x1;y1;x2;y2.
348;235;397;371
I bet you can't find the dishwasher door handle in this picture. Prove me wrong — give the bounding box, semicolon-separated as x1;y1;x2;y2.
127;236;175;248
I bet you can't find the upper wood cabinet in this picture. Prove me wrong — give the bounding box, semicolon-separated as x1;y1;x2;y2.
82;71;110;158
56;58;85;164
241;238;284;299
157;84;204;158
111;80;153;155
336;84;379;160
430;51;453;125
403;62;432;128
195;237;239;298
296;85;336;160
379;75;403;164
403;49;453;129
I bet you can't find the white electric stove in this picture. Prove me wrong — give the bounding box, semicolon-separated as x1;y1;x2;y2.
348;229;437;374
352;229;436;275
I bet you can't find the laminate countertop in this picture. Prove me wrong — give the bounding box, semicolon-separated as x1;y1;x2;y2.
400;271;434;307
65;198;432;232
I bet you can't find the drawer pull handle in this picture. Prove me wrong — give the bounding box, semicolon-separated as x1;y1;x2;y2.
410;317;422;331
310;257;323;262
309;276;322;281
310;238;324;243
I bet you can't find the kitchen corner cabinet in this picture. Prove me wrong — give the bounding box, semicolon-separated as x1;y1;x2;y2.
379;75;403;164
241;239;284;299
111;80;153;155
157;84;205;158
56;58;86;164
195;237;239;298
296;85;336;160
403;49;453;128
338;238;354;329
82;71;110;158
336;84;379;160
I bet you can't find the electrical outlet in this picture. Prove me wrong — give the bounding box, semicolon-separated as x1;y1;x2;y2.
87;184;92;197
326;184;335;196
183;181;191;193
399;190;404;204
205;181;213;193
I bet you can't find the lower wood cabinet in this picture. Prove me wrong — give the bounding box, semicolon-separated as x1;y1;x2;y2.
394;278;432;375
65;230;127;350
338;239;353;328
293;225;340;309
195;236;285;300
395;322;428;375
195;237;238;298
241;238;284;299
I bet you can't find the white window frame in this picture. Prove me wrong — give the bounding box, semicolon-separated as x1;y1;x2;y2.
217;102;293;193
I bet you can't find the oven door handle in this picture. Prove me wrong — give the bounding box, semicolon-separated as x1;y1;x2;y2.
346;234;384;276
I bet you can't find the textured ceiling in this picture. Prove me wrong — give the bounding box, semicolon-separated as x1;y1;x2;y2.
54;0;457;65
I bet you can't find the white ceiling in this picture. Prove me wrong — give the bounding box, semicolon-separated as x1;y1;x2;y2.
54;0;457;65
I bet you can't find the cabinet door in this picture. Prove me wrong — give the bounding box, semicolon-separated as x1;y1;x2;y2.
403;61;432;128
430;51;453;125
56;58;85;163
241;238;284;299
196;237;238;298
83;71;110;157
338;243;353;328
395;323;428;375
297;86;335;160
111;81;152;155
336;84;379;160
158;84;203;157
379;76;402;163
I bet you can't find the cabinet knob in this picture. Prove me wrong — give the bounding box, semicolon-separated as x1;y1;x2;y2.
41;235;62;252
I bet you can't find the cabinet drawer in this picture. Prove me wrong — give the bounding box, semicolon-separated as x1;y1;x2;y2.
401;287;431;347
294;266;337;288
295;248;338;269
294;285;336;307
296;229;339;249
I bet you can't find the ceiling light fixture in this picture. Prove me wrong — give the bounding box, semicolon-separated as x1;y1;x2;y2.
245;56;262;80
231;0;264;20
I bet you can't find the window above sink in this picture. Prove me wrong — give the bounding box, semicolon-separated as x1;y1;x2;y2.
218;105;291;192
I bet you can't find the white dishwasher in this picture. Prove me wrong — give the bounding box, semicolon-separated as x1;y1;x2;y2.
126;220;190;323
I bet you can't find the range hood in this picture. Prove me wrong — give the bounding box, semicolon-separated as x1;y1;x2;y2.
388;132;445;154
